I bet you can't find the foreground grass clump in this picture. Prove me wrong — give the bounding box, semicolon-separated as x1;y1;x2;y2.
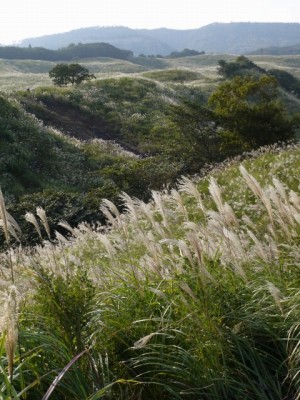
0;145;300;399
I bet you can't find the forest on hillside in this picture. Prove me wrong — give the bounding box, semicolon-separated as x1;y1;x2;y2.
0;42;133;61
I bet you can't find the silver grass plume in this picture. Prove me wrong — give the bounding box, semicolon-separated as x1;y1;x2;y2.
208;177;224;214
55;231;69;244
25;212;42;239
221;227;248;281
208;178;238;228
186;232;214;282
133;332;162;349
151;190;168;227
268;186;294;232
177;239;196;269
101;199;120;219
170;189;188;220
100;199;120;227
247;229;269;263
178;176;205;212
7;213;21;239
239;165;274;226
36;207;51;239
267;281;283;314
119;192;139;225
0;188;9;242
0;285;19;380
58;220;74;236
289;190;300;211
136;199;165;237
272;177;289;204
98;234;116;260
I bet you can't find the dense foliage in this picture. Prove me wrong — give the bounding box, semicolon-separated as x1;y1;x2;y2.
49;64;95;86
209;75;297;149
269;68;300;97
167;48;205;58
217;55;266;78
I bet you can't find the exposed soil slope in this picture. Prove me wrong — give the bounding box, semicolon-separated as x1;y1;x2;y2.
21;96;144;156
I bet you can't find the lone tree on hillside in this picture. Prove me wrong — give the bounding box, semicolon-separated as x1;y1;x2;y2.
49;63;95;86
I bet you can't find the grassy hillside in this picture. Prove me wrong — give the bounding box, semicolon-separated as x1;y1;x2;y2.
1;54;300;92
0;51;299;398
0;54;298;243
0;91;185;245
0;144;299;399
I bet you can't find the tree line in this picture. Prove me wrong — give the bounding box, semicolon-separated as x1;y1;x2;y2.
0;42;133;61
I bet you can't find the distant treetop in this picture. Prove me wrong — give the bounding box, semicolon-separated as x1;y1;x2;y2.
168;49;205;58
49;63;96;86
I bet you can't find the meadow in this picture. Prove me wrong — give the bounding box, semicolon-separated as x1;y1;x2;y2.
0;53;300;399
1;54;300;91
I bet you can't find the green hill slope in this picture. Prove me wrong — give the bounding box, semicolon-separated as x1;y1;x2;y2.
0;89;184;239
1;55;299;243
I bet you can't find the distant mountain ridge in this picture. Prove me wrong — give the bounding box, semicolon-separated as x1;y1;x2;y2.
18;23;300;55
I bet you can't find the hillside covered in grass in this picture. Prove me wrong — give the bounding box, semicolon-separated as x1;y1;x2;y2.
0;90;186;244
0;54;299;247
0;143;300;399
0;52;299;397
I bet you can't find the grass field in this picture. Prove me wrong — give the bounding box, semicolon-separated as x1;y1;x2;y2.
1;54;300;91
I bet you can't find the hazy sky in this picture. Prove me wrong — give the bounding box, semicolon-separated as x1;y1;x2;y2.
1;0;299;44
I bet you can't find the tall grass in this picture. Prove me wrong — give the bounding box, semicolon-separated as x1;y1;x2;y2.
0;145;300;398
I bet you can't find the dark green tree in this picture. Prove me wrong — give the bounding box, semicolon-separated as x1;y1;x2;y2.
49;64;70;86
269;69;300;97
217;56;265;79
208;75;296;149
168;98;221;165
49;63;95;86
67;63;95;85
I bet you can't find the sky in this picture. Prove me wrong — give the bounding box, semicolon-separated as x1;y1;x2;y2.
1;0;300;44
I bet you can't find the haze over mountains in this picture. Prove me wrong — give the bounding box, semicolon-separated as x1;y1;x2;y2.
18;22;300;55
